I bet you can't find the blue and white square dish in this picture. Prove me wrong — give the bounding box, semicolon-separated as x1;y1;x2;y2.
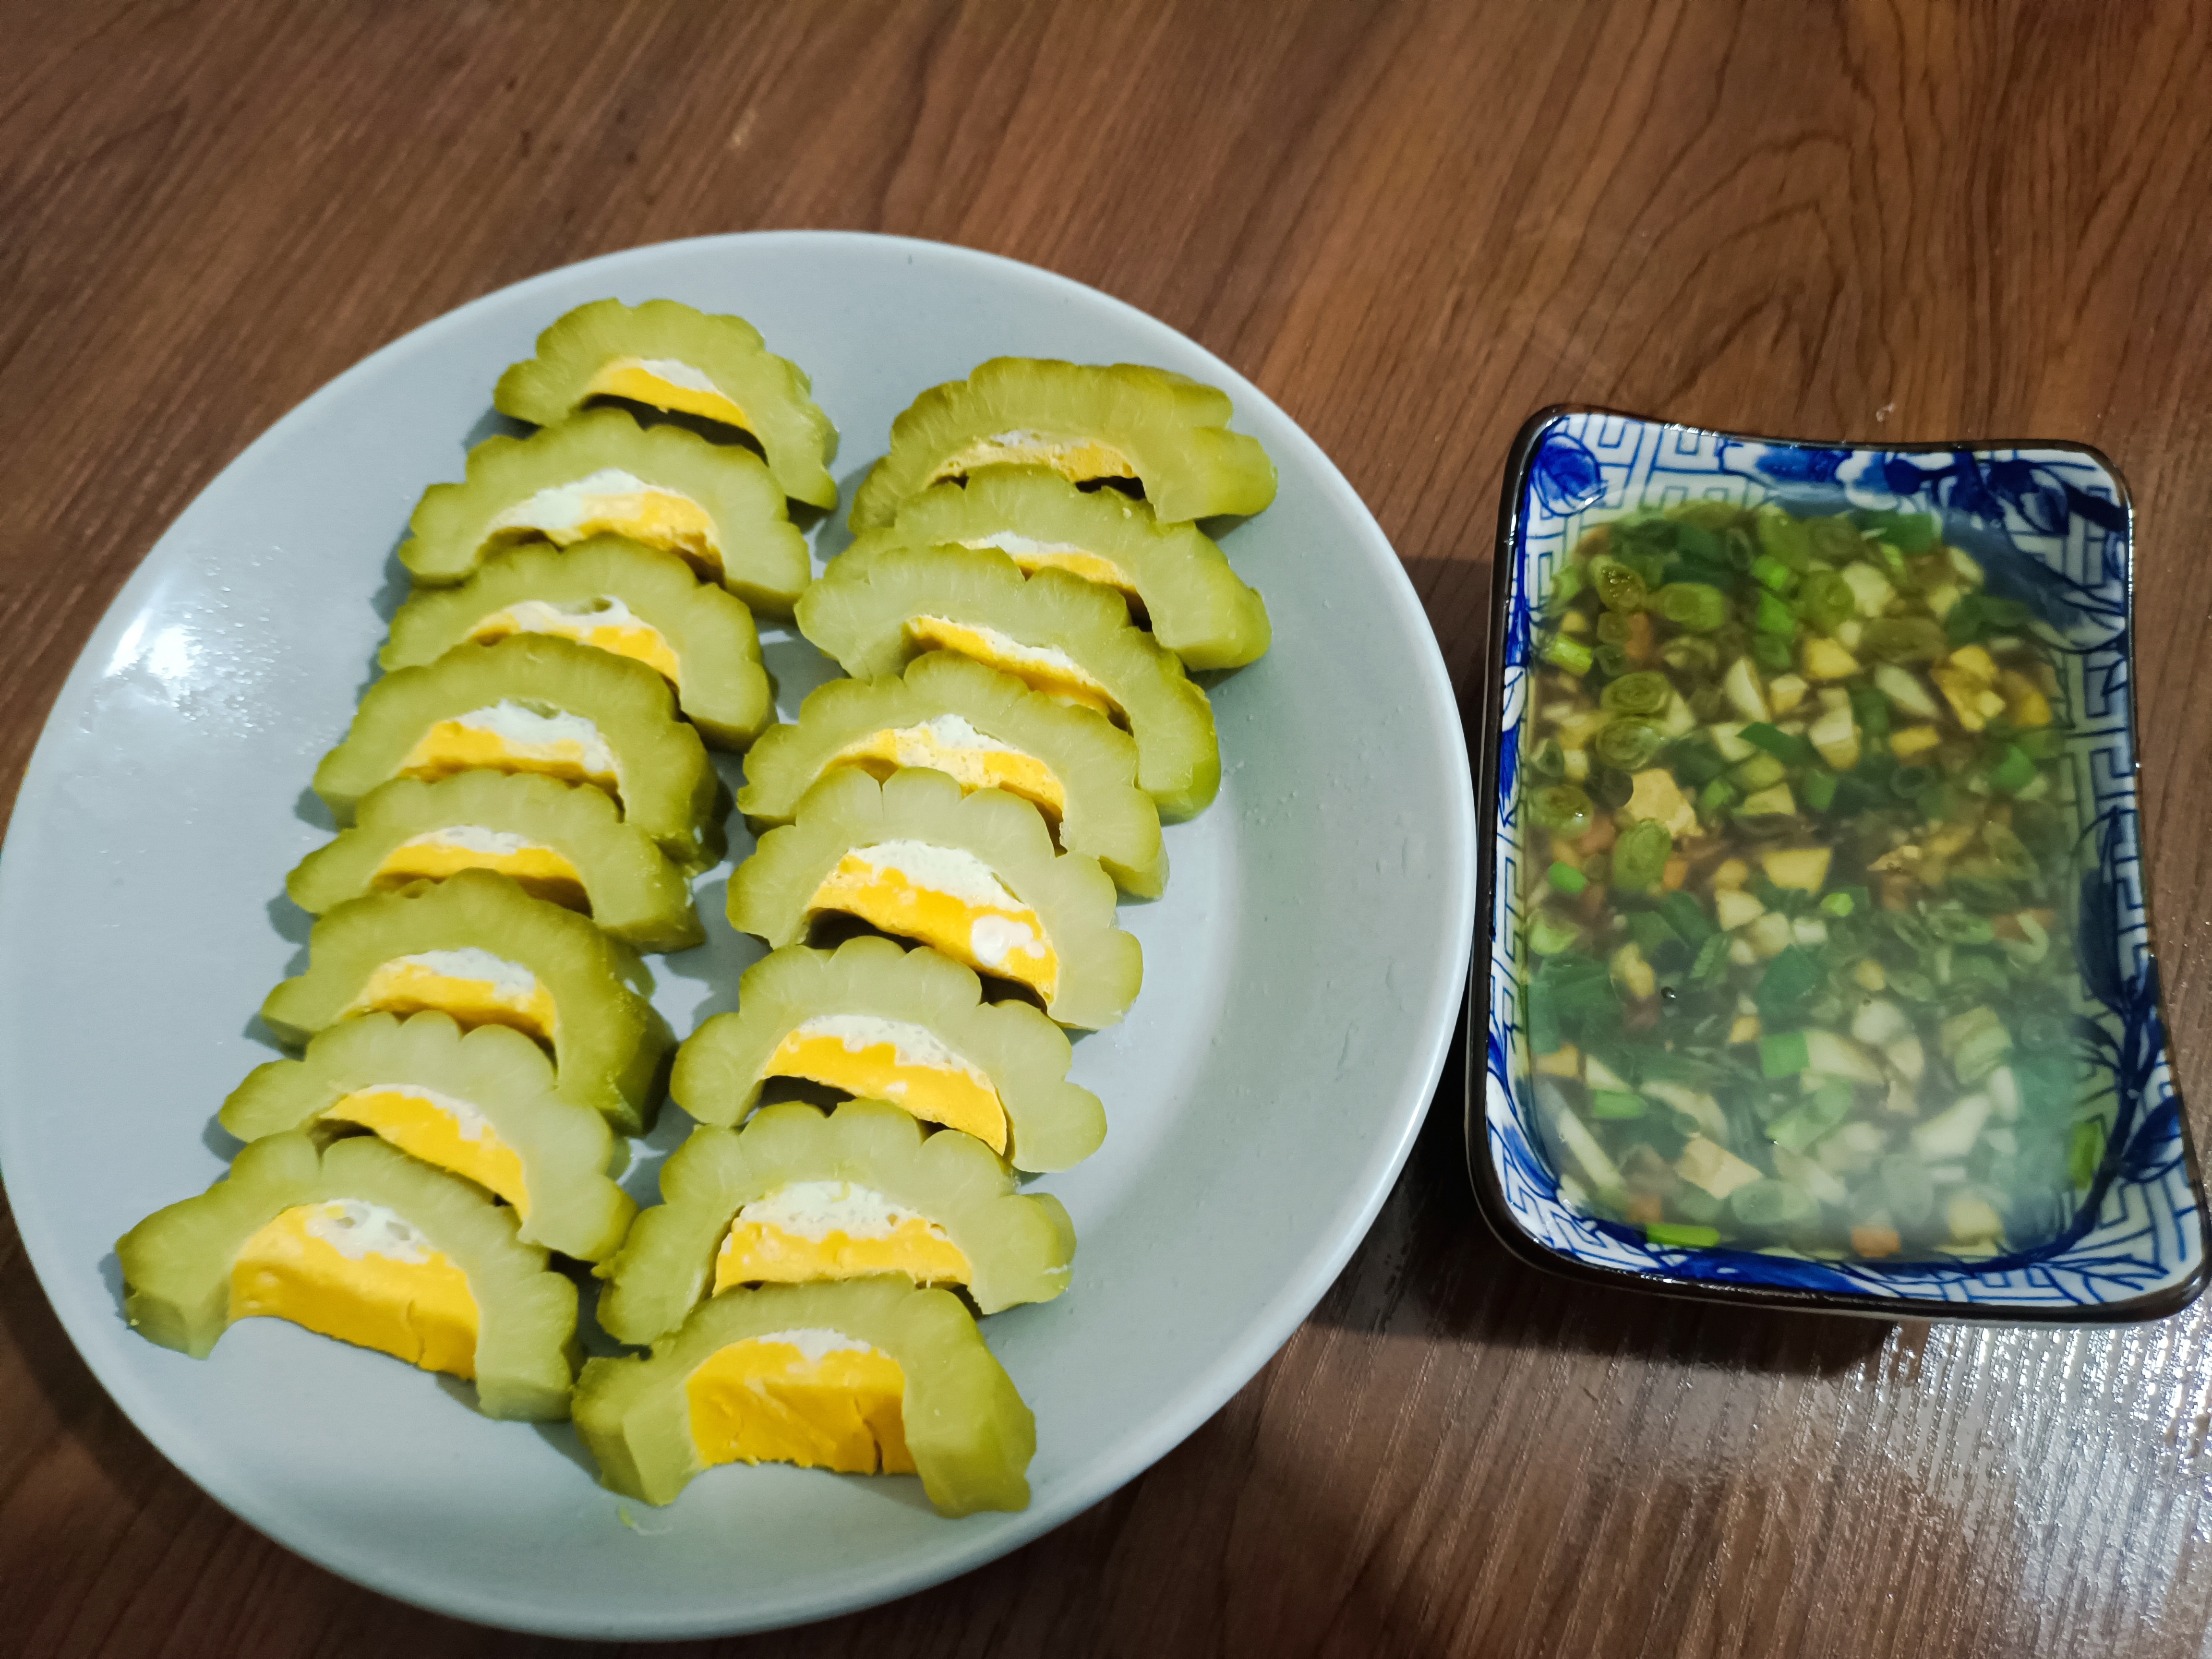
1467;406;2205;1322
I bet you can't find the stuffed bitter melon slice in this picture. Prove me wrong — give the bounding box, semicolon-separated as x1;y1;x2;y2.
383;536;772;749
313;633;721;872
729;767;1140;1030
598;1099;1072;1346
116;1131;577;1419
796;542;1219;819
261;868;674;1135
738;650;1164;897
493;298;839;510
219;1012;637;1262
574;1276;1032;1514
850;357;1276;529
398;407;812;613
673;936;1105;1170
877;466;1269;671
287;771;701;953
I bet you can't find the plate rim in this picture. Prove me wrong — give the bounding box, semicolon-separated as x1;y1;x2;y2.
0;229;1478;1636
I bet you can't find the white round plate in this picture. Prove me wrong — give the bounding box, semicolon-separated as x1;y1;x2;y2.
0;233;1474;1638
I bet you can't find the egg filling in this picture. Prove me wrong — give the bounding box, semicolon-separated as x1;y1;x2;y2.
930;430;1137;489
714;1179;971;1291
685;1328;914;1476
959;530;1135;603
805;841;1057;999
904;617;1117;718
228;1198;479;1377
583;356;752;432
347;947;559;1045
466;596;682;686
764;1013;1009;1150
399;700;623;798
372;825;589;911
485;468;723;579
321;1085;531;1214
826;714;1066;820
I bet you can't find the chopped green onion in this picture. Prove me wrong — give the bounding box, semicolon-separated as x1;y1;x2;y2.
1802;769;1839;811
1658;890;1715;943
1691;932;1732;983
1698;776;1739;817
1854;509;1938;553
1849;685;1891;737
1527;912;1583;955
1729;1179;1820;1228
1595;718;1666;770
1755;946;1823;1021
1760;1031;1812;1078
1599;671;1672;716
1547;861;1587;894
1590;1090;1647;1120
1590;557;1649;613
1645;1222;1721;1249
1612;820;1672;891
1752;632;1795;673
1988;744;2037;793
1796;569;1856;632
1593;642;1632;677
1818;889;1856;917
2068;1118;2107;1188
1531;784;1594;835
1731;753;1787;791
1741;723;1819;766
1860;617;1947;662
1754;590;1798;635
1756;505;1815;570
1656;581;1729;632
1751;554;1800;595
1542;634;1594;675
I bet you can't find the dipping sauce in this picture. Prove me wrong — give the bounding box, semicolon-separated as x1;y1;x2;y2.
1519;498;2097;1260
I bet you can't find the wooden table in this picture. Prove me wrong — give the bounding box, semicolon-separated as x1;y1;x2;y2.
6;2;2211;1653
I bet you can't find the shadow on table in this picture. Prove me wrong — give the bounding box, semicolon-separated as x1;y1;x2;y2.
1303;998;1895;1382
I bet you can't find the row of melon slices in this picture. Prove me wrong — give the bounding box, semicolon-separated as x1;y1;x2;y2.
116;297;1275;1519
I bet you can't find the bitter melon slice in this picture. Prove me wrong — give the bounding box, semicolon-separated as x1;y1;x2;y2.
878;466;1269;671
738;650;1164;897
728;766;1141;1030
597;1099;1073;1345
398;407;811;613
672;936;1104;1171
260;868;674;1135
573;1275;1032;1514
493;297;839;510
219;1011;637;1262
312;633;721;873
287;770;701;953
383;535;772;749
116;1131;578;1419
796;541;1219;819
850;357;1276;529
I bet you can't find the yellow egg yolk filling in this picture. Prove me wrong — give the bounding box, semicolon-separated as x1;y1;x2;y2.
904;617;1117;719
399;711;622;800
686;1335;914;1477
958;536;1134;603
584;359;752;431
321;1087;531;1215
347;951;559;1046
467;603;683;687
827;724;1066;822
372;831;589;912
806;850;1058;1001
490;475;724;582
229;1201;478;1378
762;1022;1008;1151
932;433;1137;488
713;1184;971;1292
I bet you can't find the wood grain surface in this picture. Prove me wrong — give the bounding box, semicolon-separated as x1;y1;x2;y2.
5;1;2212;1654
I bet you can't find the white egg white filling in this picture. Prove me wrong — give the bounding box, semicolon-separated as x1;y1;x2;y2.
488;469;681;536
304;1198;433;1263
617;357;722;395
387;947;541;1000
489;595;652;635
731;1179;952;1246
396;825;536;857
914;618;1097;689
744;1327;883;1363
962;530;1090;559
846;840;1021;910
452;700;618;777
350;1083;495;1142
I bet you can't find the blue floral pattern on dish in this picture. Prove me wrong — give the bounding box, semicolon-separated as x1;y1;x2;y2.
1484;412;2201;1311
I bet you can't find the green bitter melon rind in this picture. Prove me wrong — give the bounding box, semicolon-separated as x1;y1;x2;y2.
572;1275;1033;1514
382;535;773;748
115;1131;579;1419
493;297;840;510
398;406;812;613
286;770;703;952
882;465;1270;671
597;1099;1074;1343
795;542;1220;819
737;649;1165;897
728;766;1142;1030
312;633;722;873
218;1011;638;1262
850;357;1277;529
672;936;1106;1172
260;868;674;1136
